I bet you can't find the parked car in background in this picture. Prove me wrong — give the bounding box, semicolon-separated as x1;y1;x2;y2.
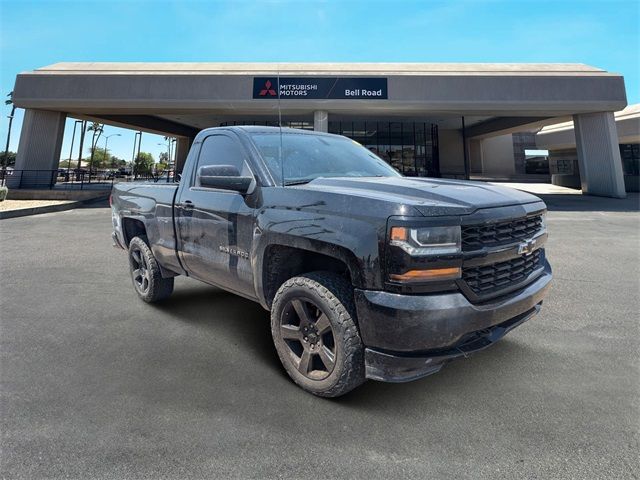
116;167;132;178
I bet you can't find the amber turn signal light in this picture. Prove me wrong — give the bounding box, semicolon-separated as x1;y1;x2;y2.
390;227;408;241
389;267;461;282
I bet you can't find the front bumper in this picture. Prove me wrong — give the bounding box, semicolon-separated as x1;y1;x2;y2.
354;261;552;382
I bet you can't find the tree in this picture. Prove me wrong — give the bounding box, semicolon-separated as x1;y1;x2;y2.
2;151;16;167
133;152;154;175
109;156;126;168
159;151;169;163
88;122;103;141
156;161;168;174
86;146;110;169
87;122;104;176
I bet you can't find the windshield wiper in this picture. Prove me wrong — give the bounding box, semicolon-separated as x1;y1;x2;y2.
284;175;387;186
284;177;318;186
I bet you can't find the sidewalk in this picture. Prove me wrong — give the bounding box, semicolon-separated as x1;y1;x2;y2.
488;182;582;195
488;182;639;212
0;199;82;219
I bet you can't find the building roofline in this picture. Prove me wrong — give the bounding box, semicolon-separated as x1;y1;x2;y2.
23;62;620;77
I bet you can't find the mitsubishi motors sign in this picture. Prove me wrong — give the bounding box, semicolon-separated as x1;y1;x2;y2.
252;77;388;99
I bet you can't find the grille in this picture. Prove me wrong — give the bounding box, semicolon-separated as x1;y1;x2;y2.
462;249;543;297
462;215;543;251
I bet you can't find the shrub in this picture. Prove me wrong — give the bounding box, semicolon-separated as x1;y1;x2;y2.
0;186;8;202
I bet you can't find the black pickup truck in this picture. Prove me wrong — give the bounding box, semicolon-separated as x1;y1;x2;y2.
111;126;552;397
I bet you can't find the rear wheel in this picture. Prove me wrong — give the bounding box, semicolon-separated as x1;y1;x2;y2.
128;236;174;303
270;272;365;397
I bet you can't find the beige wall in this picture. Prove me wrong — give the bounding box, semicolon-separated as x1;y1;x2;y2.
438;129;465;176
480;134;516;176
440;132;519;178
469;139;483;174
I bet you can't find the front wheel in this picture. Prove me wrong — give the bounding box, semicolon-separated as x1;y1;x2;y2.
270;272;365;397
128;236;174;303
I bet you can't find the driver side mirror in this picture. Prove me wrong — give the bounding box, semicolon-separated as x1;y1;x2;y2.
197;165;254;194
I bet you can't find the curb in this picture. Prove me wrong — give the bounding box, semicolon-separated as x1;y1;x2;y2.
0;200;85;220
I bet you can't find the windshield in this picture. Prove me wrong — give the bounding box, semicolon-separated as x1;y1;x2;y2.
249;132;401;185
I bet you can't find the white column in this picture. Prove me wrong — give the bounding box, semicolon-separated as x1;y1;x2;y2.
313;111;328;133
573;112;626;198
9;109;66;188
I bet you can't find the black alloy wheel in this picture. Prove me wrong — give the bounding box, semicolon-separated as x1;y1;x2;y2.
127;236;174;303
270;272;365;397
130;245;151;295
279;297;337;380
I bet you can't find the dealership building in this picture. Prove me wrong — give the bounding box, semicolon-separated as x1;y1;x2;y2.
9;62;630;197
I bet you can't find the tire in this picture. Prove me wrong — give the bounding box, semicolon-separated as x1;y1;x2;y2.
128;236;174;303
270;271;365;397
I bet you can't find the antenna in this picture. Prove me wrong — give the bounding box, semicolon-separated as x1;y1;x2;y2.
277;65;284;186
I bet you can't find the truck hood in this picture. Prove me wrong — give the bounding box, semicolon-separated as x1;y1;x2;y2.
296;177;543;216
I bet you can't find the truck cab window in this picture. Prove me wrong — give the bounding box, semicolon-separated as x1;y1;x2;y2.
193;134;252;187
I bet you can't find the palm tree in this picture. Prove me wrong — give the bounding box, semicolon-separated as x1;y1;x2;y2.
2;92;15;175
87;122;103;180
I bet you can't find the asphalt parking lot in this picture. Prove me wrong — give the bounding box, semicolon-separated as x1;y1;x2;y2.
1;193;639;479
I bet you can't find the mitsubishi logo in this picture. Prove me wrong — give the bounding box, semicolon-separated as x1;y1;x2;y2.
518;238;537;255
259;80;277;97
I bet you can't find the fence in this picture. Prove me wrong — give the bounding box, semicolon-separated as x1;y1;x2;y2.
0;169;178;190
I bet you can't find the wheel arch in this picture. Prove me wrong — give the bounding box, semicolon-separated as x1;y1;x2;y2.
256;237;363;309
121;216;148;247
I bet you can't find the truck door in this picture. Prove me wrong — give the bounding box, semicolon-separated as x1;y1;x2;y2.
175;132;256;299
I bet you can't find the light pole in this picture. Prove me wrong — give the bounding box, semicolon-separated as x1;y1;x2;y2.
158;139;171;169
103;133;121;173
170;138;177;181
170;138;177;170
158;138;177;182
2;92;15;178
132;131;142;179
76;121;87;181
66;120;83;181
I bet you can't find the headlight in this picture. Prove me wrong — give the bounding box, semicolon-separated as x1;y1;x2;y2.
540;212;547;233
390;225;461;256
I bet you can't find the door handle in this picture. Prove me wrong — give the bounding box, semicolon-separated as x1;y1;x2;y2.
179;200;194;210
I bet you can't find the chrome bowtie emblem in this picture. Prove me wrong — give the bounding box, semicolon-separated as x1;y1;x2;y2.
518;238;537;255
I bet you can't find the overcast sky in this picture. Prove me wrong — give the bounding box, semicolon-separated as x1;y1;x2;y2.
0;0;638;162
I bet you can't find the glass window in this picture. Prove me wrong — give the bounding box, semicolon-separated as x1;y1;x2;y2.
371;122;387;167
414;124;426;177
249;132;400;185
388;123;403;173
194;134;251;186
430;124;439;177
220;120;441;178
362;121;380;158
620;144;639;176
